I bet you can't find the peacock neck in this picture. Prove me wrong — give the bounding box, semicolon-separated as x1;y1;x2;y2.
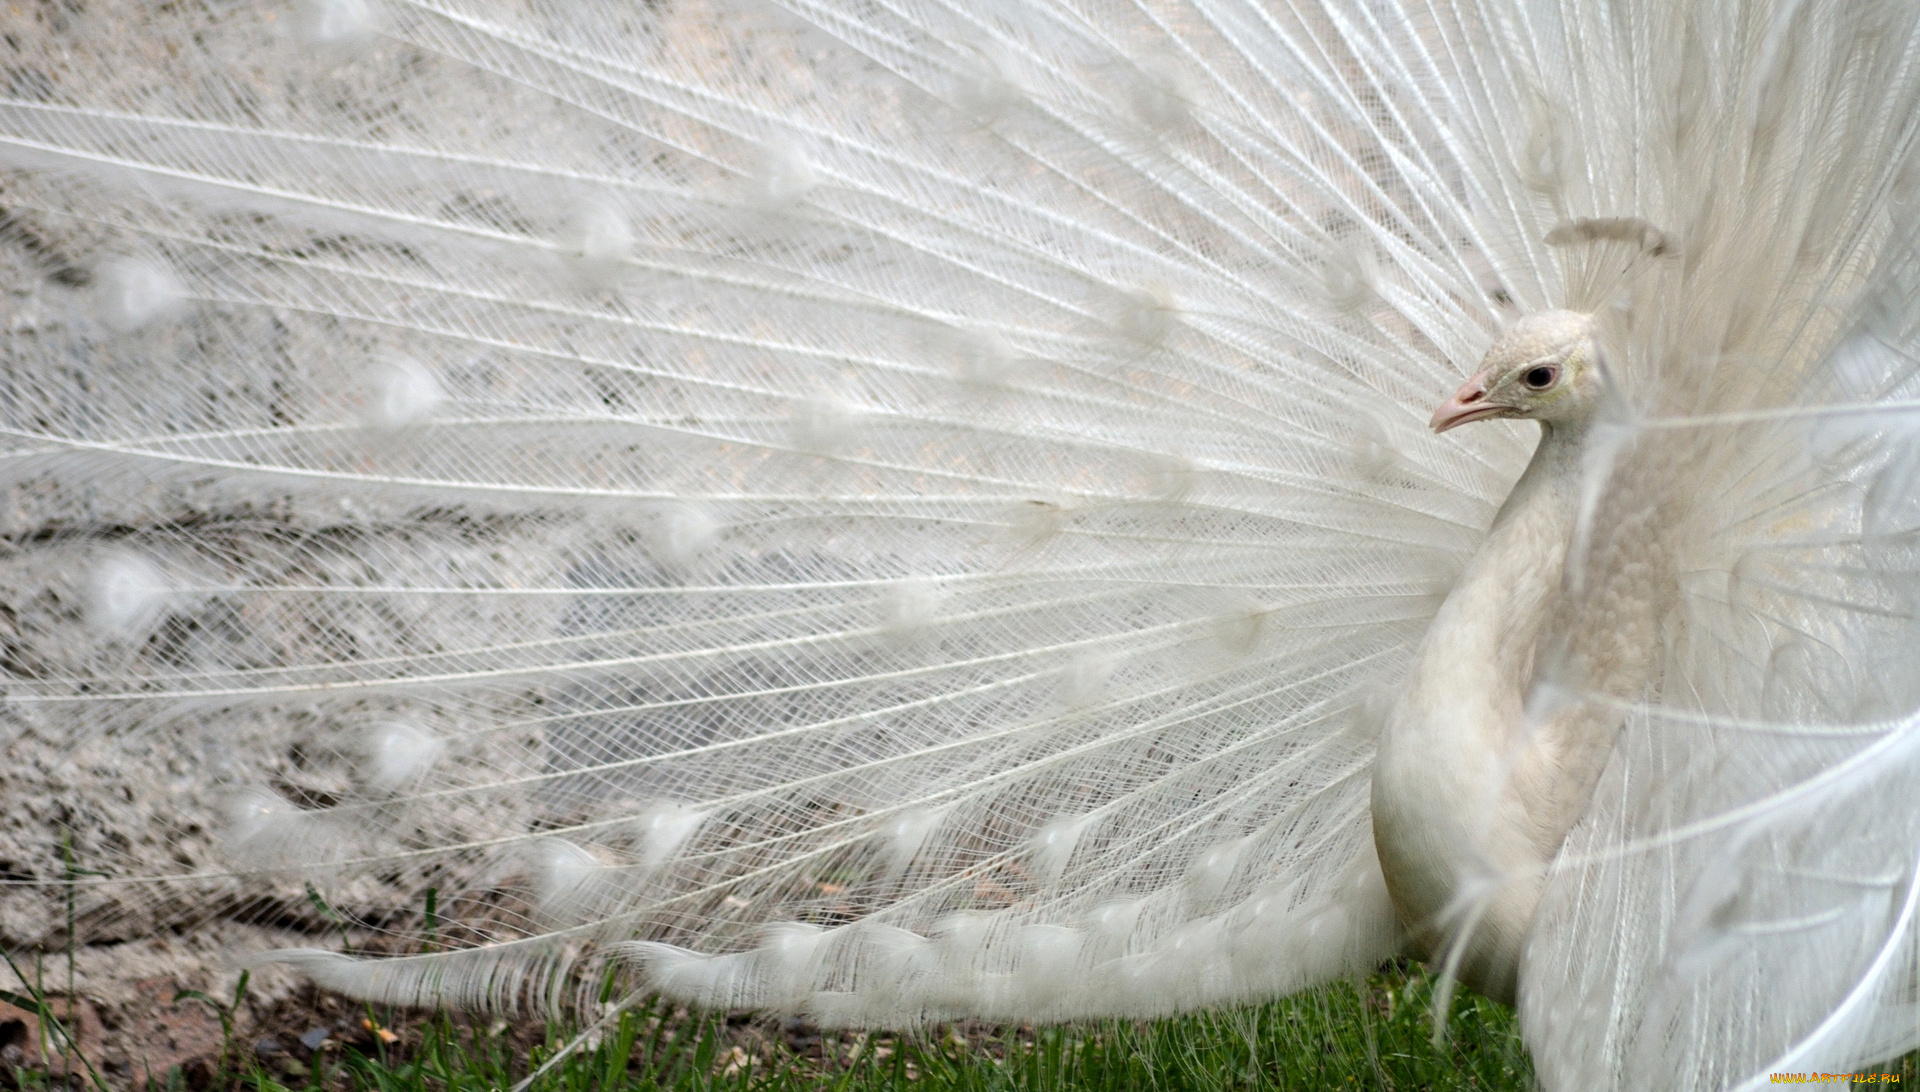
1369;418;1591;1003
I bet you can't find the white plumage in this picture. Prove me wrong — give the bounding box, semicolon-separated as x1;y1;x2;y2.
2;0;1918;1088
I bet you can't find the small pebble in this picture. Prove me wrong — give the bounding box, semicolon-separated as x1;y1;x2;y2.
299;1026;330;1051
254;1037;284;1055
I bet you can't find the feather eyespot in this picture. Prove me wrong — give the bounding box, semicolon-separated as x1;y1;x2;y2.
1523;365;1558;390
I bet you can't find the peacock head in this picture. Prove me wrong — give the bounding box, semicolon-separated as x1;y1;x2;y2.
1430;310;1599;433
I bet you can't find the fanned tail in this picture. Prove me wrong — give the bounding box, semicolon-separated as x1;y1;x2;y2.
9;0;1920;1082
0;0;1518;1026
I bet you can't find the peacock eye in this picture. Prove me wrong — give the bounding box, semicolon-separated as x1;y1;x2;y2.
1523;365;1558;390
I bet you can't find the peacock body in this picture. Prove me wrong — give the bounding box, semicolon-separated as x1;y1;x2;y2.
3;0;1919;1088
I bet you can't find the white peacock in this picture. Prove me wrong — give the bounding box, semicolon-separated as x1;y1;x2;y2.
2;1;1918;1088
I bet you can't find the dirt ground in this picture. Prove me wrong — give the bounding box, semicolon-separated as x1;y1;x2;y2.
0;971;1026;1091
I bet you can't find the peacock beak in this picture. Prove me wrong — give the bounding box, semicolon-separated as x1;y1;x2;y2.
1430;371;1508;433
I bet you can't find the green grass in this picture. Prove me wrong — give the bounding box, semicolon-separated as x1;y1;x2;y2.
80;964;1534;1092
9;861;1531;1091
19;962;1920;1091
